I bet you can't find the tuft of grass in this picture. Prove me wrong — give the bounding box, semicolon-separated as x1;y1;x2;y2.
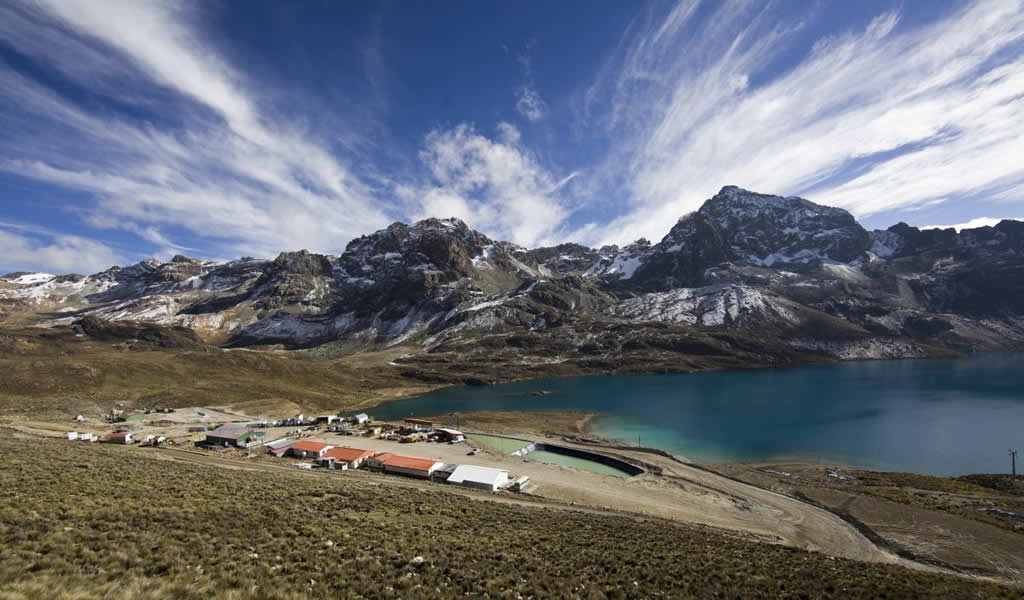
0;432;1019;599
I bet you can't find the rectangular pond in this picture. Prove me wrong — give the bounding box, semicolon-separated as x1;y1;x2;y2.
467;433;638;477
522;449;633;478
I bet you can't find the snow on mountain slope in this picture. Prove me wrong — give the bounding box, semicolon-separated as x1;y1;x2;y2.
610;284;800;328
698;186;871;267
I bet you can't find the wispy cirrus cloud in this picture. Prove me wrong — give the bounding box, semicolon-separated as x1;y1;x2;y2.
1;0;1022;275
514;50;548;122
576;0;1024;246
0;0;394;268
515;86;548;122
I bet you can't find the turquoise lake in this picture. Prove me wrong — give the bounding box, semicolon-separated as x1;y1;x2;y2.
369;354;1024;475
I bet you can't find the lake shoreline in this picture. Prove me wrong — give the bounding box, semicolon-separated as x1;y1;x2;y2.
367;353;1024;476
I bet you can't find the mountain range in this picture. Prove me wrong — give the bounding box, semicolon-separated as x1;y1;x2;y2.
4;186;1023;381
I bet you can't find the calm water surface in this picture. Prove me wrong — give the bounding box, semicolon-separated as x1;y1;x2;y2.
371;354;1024;475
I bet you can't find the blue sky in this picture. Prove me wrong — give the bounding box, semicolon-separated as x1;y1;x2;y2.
1;0;1022;274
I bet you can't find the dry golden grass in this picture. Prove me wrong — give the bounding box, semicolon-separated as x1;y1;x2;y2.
0;327;440;420
0;431;1018;599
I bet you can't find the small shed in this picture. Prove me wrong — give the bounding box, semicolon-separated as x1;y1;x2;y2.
66;432;79;441
104;432;133;444
447;465;510;491
435;428;465;443
509;476;530;491
351;413;370;424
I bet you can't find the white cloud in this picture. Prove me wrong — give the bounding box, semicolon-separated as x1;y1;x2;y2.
515;86;547;122
921;217;1024;231
577;0;1024;247
1;0;1021;267
0;226;121;274
411;123;574;246
0;0;393;262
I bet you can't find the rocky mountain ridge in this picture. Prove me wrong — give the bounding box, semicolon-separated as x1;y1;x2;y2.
3;186;1023;373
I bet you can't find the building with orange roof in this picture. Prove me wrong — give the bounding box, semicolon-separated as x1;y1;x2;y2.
317;446;376;469
286;440;334;459
365;452;442;478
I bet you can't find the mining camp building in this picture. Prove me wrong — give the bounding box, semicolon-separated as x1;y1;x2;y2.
204;424;266;448
104;432;133;444
366;453;442;478
447;465;509;491
435;428;465;443
287;440;334;459
317;446;375;469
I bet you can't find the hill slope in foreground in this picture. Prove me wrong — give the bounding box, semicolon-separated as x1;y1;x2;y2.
0;432;1018;600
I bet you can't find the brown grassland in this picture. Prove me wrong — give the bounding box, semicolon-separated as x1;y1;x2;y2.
0;431;1019;600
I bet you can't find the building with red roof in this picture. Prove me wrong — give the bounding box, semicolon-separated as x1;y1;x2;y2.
286;440;334;459
365;452;442;478
316;446;376;469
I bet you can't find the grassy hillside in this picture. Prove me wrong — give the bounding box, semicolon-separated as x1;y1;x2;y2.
0;325;447;419
0;432;1018;599
0;321;829;421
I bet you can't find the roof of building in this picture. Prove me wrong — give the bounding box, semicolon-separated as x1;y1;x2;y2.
377;453;441;472
206;424;250;439
265;438;297;449
447;464;509;486
354;413;368;419
322;447;375;462
437;428;464;436
106;431;130;439
290;440;333;453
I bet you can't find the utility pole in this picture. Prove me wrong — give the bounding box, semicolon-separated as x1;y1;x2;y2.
1011;449;1018;476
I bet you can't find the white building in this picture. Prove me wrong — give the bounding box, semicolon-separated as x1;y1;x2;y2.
447;465;510;491
66;432;79;441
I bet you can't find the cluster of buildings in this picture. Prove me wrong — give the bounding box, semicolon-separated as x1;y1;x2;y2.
264;438;517;492
66;410;529;493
